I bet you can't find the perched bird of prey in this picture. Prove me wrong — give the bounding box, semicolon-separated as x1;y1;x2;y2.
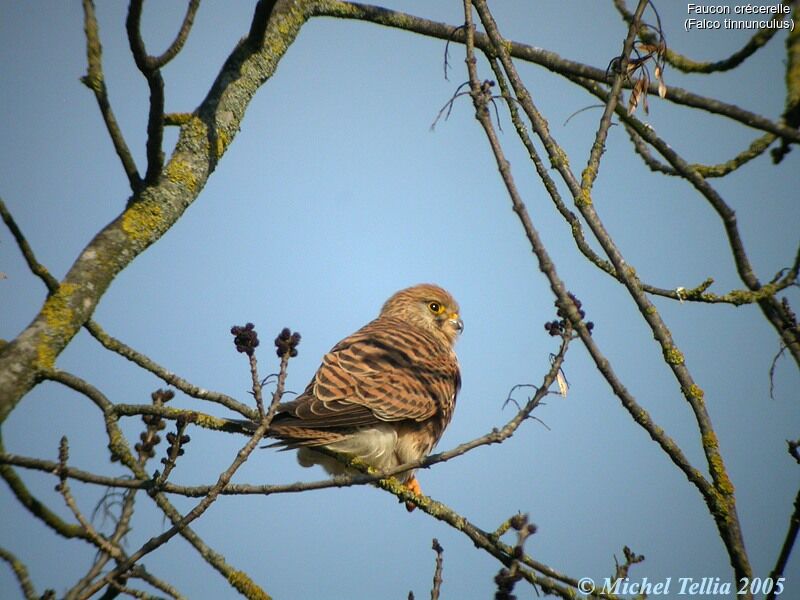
267;284;463;507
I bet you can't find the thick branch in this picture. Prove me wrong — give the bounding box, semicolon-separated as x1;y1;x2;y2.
0;0;311;425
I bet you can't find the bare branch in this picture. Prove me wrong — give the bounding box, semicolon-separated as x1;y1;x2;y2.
429;539;444;600
85;319;256;418
1;0;309;425
625;122;777;178
469;0;753;583
56;437;125;561
80;0;142;191
0;546;38;600
70;339;295;599
766;487;800;600
311;1;800;143
0;433;87;540
567;72;800;367
582;0;650;195
126;0;166;183
613;0;784;73
0;197;59;293
151;0;202;69
42;370;269;598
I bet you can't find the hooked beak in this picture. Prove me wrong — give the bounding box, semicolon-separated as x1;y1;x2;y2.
449;313;464;334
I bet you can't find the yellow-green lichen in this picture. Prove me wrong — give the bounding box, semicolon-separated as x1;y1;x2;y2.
165;159;197;194
163;112;194;126
36;283;78;369
228;569;271;600
215;130;231;159
121;200;165;243
550;147;569;170
576;188;592;207
194;413;229;430
703;431;735;496
702;430;719;451
106;424;134;465
663;346;684;365
687;384;705;403
580;165;597;189
37;342;57;370
182;114;209;144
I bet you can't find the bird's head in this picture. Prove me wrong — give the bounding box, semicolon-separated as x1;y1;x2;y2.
380;284;463;346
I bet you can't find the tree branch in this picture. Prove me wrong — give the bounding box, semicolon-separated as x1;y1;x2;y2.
126;0;166;184
43;369;270;600
766;486;800;600
0;546;38;600
150;0;202;69
85;319;256;418
309;1;800;143
625;123;777;178
470;0;752;585
74;342;290;600
567;72;800;368
0;197;59;293
613;0;785;73
0;0;310;425
80;0;142;191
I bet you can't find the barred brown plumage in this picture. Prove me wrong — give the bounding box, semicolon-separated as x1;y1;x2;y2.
266;284;463;509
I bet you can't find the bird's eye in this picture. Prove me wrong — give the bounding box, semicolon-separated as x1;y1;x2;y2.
428;302;445;315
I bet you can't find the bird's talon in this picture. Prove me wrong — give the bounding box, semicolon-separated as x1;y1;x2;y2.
404;476;423;512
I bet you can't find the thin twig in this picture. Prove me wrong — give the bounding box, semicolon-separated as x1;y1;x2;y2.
0;433;87;540
0;546;38;600
76;412;274;599
249;352;265;418
80;0;141;191
126;0;166;183
150;0;201;69
0;198;59;293
613;0;784;73
625;123;777;178
768;344;788;400
56;437;124;561
430;539;444;600
71;340;293;599
311;2;800;143
581;0;650;195
568;72;800;368
473;0;753;585
43;370;270;599
766;487;800;600
85;319;257;419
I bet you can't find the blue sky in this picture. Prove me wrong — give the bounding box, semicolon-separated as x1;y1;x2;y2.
1;1;798;598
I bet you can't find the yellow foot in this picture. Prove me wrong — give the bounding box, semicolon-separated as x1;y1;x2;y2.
404;476;422;512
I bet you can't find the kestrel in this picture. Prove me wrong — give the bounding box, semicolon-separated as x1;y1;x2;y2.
267;284;463;508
